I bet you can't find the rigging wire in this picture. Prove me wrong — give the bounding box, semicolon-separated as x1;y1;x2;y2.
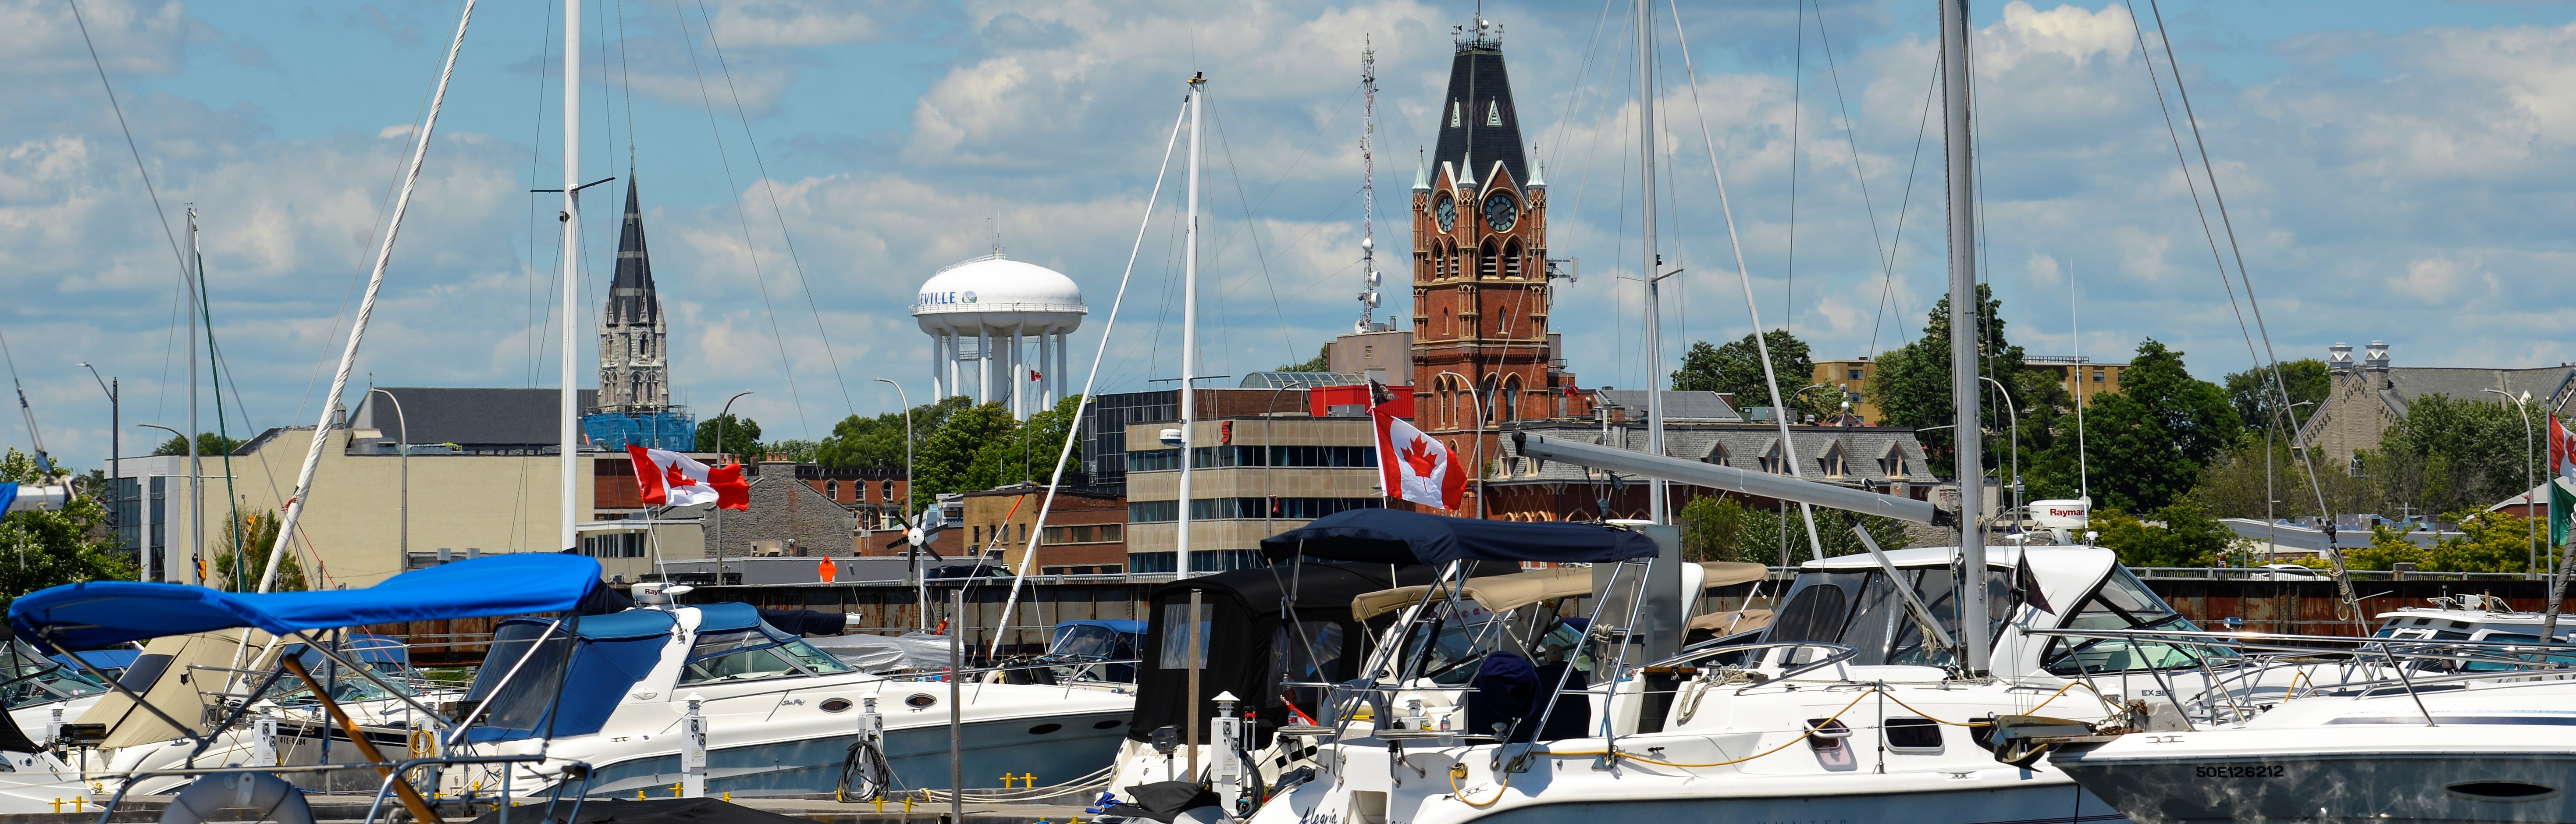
693;0;857;418
1784;0;1804;333
1867;62;1941;358
671;0;811;437
1204;96;1302;366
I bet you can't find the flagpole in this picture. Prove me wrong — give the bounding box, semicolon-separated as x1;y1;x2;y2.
1176;73;1203;580
2546;415;2569;643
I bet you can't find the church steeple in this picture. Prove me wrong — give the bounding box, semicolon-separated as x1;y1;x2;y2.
1431;16;1529;192
598;174;670;412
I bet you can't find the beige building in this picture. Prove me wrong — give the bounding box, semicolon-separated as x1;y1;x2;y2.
1122;416;1384;574
2293;341;2576;466
192;422;608;588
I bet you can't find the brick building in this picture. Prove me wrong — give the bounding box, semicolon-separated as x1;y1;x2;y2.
959;485;1128;575
702;459;861;559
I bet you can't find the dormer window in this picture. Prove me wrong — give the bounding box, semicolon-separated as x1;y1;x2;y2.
1759;443;1785;474
1487;99;1503;126
1878;447;1904;478
1821;445;1848;477
1451;100;1462;127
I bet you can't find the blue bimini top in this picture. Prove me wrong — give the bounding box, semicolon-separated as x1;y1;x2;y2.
10;554;603;649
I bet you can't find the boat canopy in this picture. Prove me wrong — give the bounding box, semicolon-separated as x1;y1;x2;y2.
1349;561;1768;621
463;609;677;742
10;554;603;649
1259;509;1659;565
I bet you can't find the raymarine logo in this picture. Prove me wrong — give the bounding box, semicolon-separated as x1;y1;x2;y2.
917;290;980;307
2049;508;2084;517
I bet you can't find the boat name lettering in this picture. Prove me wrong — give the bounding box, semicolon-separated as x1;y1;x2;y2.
2194;764;2285;778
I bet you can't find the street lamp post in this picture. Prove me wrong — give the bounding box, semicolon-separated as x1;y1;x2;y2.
1434;371;1489;520
1976;376;2021;528
2487;388;2537;574
875;378;922;631
78;364;125;580
368;389;411;567
711;391;752;584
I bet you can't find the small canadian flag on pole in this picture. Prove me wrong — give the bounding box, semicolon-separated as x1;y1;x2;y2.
1370;381;1465;511
627;445;751;510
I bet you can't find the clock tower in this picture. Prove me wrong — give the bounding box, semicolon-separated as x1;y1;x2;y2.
1410;16;1575;490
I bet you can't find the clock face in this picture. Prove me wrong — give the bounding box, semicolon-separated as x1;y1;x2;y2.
1433;193;1457;233
1483;193;1519;231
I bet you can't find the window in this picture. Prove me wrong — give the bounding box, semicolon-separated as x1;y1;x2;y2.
1820;446;1847;477
678;628;854;685
2092;371;2105;383
825;481;839;500
1160;602;1211;669
1504;241;1524;279
881;480;895;502
1706;445;1730;466
1878;450;1904;477
1885;718;1943;752
1128;449;1182;472
1759;443;1785;474
1848;368;1864;380
1042;523;1124;544
1450;99;1462;128
1480;241;1499;278
2041;567;2225;676
1487;99;1502;127
1129;501;1180;522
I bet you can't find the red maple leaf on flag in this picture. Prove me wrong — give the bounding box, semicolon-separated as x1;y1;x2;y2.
1399;437;1441;478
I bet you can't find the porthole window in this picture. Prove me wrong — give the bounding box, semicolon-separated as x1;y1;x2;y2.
904;693;937;709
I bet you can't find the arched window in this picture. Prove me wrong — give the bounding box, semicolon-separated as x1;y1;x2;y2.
1434;245;1448;279
1499;377;1520;422
825;480;840;500
1448;244;1462;279
1480;240;1500;279
1504;240;1524;279
1820;445;1848;477
882;479;897;503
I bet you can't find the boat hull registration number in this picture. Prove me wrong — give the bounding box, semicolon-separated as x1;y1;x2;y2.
2193;764;2286;778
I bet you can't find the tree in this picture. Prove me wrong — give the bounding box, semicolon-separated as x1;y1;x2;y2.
2030;340;2241;511
1670;331;1830;421
209;511;307;592
1676;494;1908;567
764;440;821;464
1277;345;1331;372
960;396;1087;492
0;449;135;607
153;432;246;457
2359;393;2534;516
1866;284;2036;476
2090;500;2247;568
695;414;762;458
913;401;1021;507
2190;437;2370;520
2223;359;2330;435
818;396;975;469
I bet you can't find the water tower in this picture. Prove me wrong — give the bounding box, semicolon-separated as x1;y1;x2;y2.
914;254;1086;418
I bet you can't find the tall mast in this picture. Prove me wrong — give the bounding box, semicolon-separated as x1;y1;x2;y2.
560;0;582;553
185;208;203;585
1940;0;1990;675
1177;73;1204;578
1636;0;1667;523
1357;40;1380;334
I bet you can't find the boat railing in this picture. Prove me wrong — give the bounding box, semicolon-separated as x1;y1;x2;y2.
2028;627;2576;725
86;754;587;824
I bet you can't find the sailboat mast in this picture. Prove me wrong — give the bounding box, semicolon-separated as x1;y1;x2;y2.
1177;73;1204;579
1636;0;1667;523
560;0;582;553
1358;42;1379;334
186;209;203;585
1940;0;1990;675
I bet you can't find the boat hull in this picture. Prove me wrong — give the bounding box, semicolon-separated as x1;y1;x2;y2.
2054;746;2576;824
576;709;1132;798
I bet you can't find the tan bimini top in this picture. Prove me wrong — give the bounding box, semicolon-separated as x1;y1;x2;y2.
1351;562;1770;622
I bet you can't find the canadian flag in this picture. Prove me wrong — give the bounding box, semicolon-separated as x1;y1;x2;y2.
626;445;750;510
1373;406;1465;511
2553;416;2576;484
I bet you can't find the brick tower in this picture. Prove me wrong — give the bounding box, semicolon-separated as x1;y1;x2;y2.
1410;17;1571;480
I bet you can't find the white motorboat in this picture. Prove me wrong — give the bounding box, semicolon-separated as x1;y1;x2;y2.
2040;600;2576;824
449;597;1134;799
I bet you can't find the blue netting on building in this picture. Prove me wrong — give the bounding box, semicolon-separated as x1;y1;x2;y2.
582;409;697;451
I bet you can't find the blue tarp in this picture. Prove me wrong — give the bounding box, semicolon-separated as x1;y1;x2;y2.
11;554;603;649
1056;619;1146;636
465;611;673;742
693;602;763;633
1258;509;1660;565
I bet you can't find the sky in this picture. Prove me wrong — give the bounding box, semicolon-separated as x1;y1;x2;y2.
10;0;2576;473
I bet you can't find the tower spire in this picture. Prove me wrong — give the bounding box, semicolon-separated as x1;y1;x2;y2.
599;175;669;412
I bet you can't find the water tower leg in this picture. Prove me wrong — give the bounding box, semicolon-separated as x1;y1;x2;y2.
1011;325;1026;419
979;328;993;403
1056;331;1068;404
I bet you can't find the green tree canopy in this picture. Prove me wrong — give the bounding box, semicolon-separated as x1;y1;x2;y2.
2357;393;2537;516
959;396;1086;494
2090;500;2247;568
0;449;135;607
209;510;306;592
913;401;1022;507
2032;339;2241;511
1670;330;1830;421
818;396;975;469
695;414;762;458
1868;284;2064;477
153;432;245;457
2222;359;2330;435
1677;495;1908;567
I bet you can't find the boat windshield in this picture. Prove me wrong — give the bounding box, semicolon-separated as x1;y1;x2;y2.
678;627;854;685
1768;565;2009;668
2042;566;2229;675
0;639;106;706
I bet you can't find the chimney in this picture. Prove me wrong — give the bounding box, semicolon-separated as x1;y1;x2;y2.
2365;340;2391;370
2328;342;2354;373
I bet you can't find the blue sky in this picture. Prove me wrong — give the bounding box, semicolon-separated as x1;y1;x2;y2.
10;0;2576;472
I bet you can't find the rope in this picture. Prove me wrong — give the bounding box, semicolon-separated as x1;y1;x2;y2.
910;764;1114;803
